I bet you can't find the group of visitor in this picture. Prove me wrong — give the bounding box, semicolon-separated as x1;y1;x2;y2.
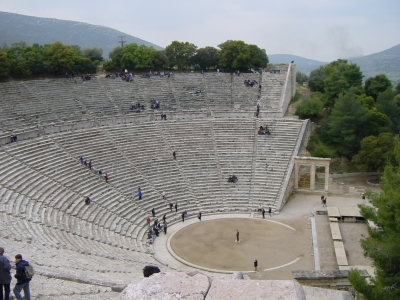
79;155;109;183
130;102;145;112
258;126;271;136
82;74;94;82
228;174;238;183
244;79;258;88
151;100;160;109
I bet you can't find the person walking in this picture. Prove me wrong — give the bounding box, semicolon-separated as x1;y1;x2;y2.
104;173;109;183
236;230;240;243
138;190;142;200
198;211;202;221
151;208;156;217
163;223;168;235
13;254;31;300
175;202;178;213
262;208;265;219
85;196;91;205
181;211;185;222
146;217;151;227
0;247;12;300
362;193;365;201
162;214;167;223
254;259;258;272
169;202;173;212
173;151;176;160
323;197;327;207
268;207;272;217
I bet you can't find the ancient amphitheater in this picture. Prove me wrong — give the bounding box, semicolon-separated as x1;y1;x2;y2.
0;64;364;299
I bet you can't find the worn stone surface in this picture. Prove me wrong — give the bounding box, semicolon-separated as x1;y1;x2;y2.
206;279;306;300
231;272;244;280
117;270;212;300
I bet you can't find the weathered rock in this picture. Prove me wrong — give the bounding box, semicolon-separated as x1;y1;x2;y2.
206;279;306;300
231;272;244;280
117;270;212;300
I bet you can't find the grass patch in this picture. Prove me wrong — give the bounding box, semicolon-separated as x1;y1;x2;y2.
307;136;337;158
289;91;301;105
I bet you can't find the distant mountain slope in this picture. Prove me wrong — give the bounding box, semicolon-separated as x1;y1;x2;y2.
269;44;400;84
0;11;163;59
349;44;400;84
268;54;327;75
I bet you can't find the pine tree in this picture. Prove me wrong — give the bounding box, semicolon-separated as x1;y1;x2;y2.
349;135;400;300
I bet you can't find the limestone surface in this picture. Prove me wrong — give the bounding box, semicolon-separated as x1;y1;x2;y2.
117;270;212;300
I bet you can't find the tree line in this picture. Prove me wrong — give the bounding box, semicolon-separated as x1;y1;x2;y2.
294;59;400;173
0;39;268;78
0;41;103;78
103;40;268;73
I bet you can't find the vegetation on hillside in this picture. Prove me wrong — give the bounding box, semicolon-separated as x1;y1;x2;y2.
0;41;102;77
295;59;399;172
348;136;400;300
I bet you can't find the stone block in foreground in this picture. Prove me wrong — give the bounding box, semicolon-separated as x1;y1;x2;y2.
206;279;305;300
117;270;212;300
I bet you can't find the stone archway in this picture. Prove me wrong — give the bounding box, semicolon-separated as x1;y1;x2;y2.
294;157;331;191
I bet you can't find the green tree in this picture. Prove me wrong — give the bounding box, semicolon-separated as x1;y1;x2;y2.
217;40;249;72
295;94;324;121
352;132;395;172
193;46;218;70
326;89;370;156
43;42;78;74
395;82;400;95
296;71;309;84
357;94;375;109
153;50;167;70
82;47;103;62
348;136;400;299
165;41;197;70
247;44;268;70
365;74;392;101
308;66;325;93
0;50;11;77
376;88;400;133
323;71;349;106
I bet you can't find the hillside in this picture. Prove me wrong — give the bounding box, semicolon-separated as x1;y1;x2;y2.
0;11;163;59
350;44;400;84
269;44;400;84
268;54;327;75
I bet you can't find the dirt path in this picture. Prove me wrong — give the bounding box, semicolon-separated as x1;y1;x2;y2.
284;85;311;118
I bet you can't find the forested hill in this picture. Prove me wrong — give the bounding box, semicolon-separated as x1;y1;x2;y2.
0;11;163;58
350;43;400;84
269;44;400;84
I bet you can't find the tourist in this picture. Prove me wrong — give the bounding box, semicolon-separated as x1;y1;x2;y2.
104;173;109;183
162;191;166;200
236;230;240;242
175;202;178;213
362;193;365;201
198;211;202;221
169;202;174;212
181;211;185;222
146;217;150;227
13;254;31;300
138;190;142;200
262;208;265;219
254;259;258;272
152;208;156;217
173;151;176;159
162;214;167;223
0;247;12;300
85;196;91;205
268;207;272;217
163;223;168;234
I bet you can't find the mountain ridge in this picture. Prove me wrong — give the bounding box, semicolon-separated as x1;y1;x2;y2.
0;11;163;58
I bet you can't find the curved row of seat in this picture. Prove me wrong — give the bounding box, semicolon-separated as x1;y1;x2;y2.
0;65;290;136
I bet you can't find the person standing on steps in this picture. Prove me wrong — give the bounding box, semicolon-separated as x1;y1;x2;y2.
162;214;167;223
104;173;109;183
85;196;91;205
169;202;174;212
13;254;31;300
254;259;258;272
323;197;327;207
0;247;12;300
162;191;166;200
262;208;265;219
236;230;240;242
181;211;185;222
175;202;178;213
173;151;176;159
163;223;168;234
146;217;151;227
198;211;202;221
138;190;143;200
268;207;272;217
152;208;156;217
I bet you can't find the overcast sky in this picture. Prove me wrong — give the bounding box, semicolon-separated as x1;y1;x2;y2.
1;0;399;62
